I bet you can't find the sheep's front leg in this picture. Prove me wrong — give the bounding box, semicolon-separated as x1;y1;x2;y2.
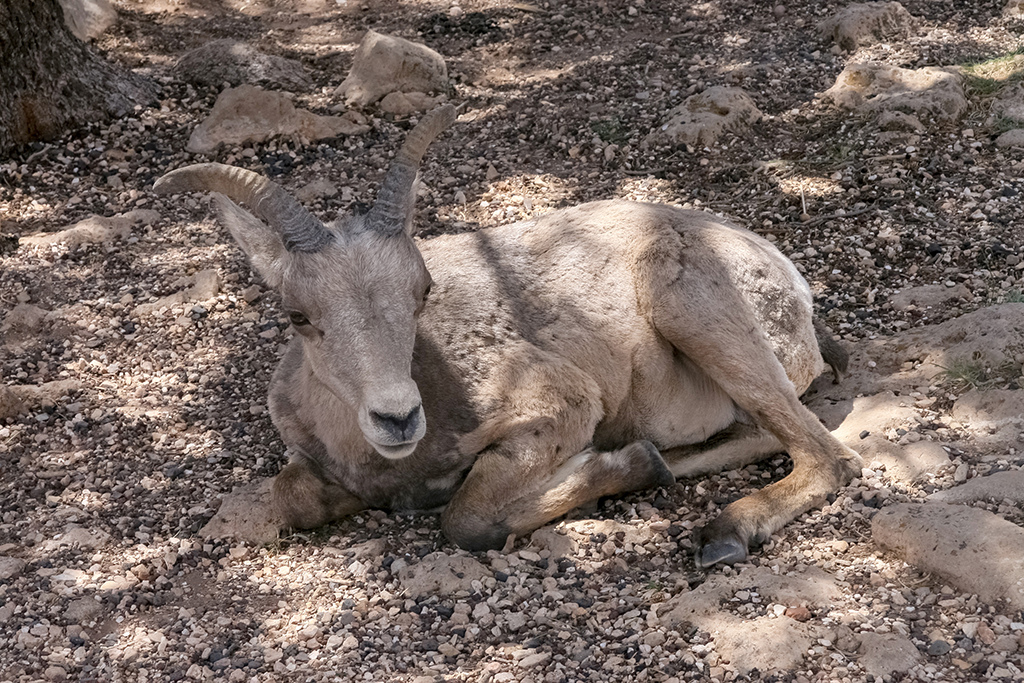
443;438;675;551
272;455;367;530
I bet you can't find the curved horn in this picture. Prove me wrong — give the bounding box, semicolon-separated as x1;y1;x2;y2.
153;163;332;253
365;104;458;235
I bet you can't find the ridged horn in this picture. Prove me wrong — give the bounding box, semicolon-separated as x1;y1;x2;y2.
365;104;458;236
153;163;332;253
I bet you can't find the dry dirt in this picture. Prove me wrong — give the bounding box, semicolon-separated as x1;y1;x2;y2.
2;1;1024;682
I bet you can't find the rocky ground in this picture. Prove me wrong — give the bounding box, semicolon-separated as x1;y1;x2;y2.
2;0;1024;681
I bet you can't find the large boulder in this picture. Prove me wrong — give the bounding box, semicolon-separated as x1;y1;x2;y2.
816;2;915;52
175;40;312;92
821;62;967;123
186;84;370;154
335;30;449;107
647;86;762;148
872;503;1024;610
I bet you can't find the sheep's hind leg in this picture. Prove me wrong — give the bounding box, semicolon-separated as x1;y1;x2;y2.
661;421;784;480
652;278;861;569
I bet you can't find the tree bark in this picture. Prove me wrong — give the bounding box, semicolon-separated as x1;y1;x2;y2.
0;0;157;156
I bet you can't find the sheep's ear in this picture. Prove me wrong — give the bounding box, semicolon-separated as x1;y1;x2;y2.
212;193;287;289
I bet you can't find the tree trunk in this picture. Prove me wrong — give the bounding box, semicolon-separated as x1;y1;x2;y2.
0;0;157;156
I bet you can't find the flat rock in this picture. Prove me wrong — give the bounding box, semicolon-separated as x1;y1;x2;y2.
0;556;27;580
175;39;311;91
816;2;915;52
929;470;1024;505
951;389;1024;443
648;86;762;148
659;566;843;674
562;518;656;547
890;283;972;312
21;210;157;249
199;478;281;544
858;632;921;677
58;0;116;41
396;552;491;599
851;435;949;483
186;84;370;154
0;380;82;420
872;503;1024;610
822;62;967;123
42;526;111;551
336;30;449;107
996;128;1024;148
827;391;918;443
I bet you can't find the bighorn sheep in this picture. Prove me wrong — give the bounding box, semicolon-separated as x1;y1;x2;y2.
154;105;861;567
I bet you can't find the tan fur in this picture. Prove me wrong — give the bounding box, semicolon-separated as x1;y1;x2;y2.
157;116;861;567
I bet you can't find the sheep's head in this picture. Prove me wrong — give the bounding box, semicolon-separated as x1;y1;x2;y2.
154;105;457;459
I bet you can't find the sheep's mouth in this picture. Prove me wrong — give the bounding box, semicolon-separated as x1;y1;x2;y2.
371;440;419;460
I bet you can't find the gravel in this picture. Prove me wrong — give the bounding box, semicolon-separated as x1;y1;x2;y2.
2;0;1024;681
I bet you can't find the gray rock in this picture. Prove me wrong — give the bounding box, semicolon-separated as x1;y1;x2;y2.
822;62;967;123
1;303;49;332
336;31;449;107
64;597;103;624
0;556;26;580
929;469;1024;505
0;380;81;421
858;632;921;676
397;552;491;599
43;527;111;551
872;503;1024;609
294;179;338;203
186;85;370;154
890;283;972;312
58;0;116;41
877;110;925;132
175;40;311;91
527;527;578;560
816;2;915;52
648;86;762;148
996;128;1024;148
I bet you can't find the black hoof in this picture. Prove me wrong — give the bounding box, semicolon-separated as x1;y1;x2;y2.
637;440;676;489
695;534;747;569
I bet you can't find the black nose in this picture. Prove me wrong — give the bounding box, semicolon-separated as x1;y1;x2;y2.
370;407;421;441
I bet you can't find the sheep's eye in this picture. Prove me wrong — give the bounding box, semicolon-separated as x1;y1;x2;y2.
423;282;432;299
288;311;310;327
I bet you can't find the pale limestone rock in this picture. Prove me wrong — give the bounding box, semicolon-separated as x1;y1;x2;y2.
336;30;449;107
659;566;844;674
872;503;1024;609
134;269;221;317
996;128;1024;148
0;556;26;580
822;62;967;122
58;0;116;41
379;91;444;116
817;2;915;52
929;470;1024;505
187;85;369;154
890;283;972;312
397;552;491;599
175;40;311;91
199;478;282;544
648;86;762;148
21;210;157;250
